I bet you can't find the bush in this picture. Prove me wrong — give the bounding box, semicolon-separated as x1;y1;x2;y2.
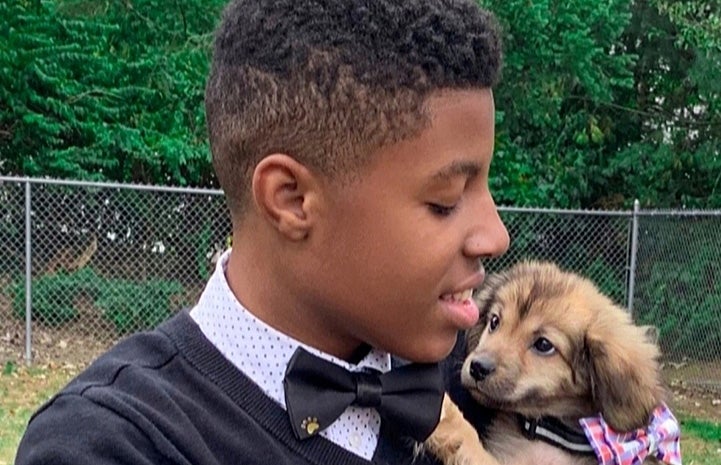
96;279;185;335
12;268;186;334
12;268;102;326
633;216;721;360
635;255;721;360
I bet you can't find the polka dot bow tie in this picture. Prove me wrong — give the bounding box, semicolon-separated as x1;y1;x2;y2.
579;403;682;465
283;347;444;442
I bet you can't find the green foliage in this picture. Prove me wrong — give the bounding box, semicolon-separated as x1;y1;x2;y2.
581;257;627;306
604;141;721;208
652;1;721;51
489;211;629;306
597;0;721;209
681;417;721;443
11;268;186;334
638;263;721;359
0;0;221;185
482;0;635;208
482;0;721;209
96;278;185;335
12;268;102;325
2;0;720;209
633;218;721;359
2;361;17;376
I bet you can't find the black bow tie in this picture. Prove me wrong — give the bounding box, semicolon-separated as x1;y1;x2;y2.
283;347;444;442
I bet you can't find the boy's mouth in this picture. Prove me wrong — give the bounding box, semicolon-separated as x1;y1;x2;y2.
439;289;479;329
440;288;474;303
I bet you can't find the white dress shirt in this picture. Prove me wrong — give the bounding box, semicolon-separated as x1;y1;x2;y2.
190;250;391;459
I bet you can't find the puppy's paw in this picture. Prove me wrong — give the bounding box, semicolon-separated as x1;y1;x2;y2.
423;395;500;465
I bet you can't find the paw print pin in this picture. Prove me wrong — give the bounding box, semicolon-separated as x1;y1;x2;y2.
301;417;320;436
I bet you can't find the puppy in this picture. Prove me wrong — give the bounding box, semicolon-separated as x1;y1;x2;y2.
425;261;667;465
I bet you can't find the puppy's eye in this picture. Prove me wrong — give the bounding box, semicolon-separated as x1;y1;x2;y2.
532;337;555;355
488;314;500;333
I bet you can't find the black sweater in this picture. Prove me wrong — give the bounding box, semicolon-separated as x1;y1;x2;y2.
16;311;488;465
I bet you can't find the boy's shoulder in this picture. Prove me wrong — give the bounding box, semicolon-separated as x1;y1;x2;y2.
16;318;187;465
60;320;180;396
16;312;300;464
17;312;439;465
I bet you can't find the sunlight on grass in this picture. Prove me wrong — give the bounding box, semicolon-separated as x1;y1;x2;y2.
678;415;721;465
681;435;721;465
0;363;77;465
0;406;36;465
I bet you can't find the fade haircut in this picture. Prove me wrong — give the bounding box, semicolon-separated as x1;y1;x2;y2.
206;0;502;221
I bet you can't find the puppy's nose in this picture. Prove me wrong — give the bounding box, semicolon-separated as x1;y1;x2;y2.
469;358;496;381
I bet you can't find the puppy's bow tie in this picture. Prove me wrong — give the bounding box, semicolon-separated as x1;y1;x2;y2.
283;347;444;442
579;403;682;465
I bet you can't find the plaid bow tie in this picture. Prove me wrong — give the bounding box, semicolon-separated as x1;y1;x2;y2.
283;347;444;442
579;403;682;465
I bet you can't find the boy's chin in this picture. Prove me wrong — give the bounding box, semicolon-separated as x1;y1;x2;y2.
388;335;457;364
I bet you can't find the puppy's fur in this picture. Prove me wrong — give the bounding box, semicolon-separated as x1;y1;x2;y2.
425;261;665;465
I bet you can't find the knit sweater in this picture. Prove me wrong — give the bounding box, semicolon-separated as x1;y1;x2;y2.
16;311;488;465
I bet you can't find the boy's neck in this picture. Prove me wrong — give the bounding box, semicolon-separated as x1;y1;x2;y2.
225;229;366;363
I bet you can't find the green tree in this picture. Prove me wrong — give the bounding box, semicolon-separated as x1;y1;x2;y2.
653;0;721;51
477;0;721;209
0;0;222;186
2;0;720;209
480;0;636;208
596;0;721;208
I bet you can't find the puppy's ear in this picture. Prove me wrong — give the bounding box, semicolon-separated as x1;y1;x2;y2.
584;307;665;431
640;325;659;345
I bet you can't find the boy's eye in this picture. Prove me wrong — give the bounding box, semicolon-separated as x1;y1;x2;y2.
427;203;457;217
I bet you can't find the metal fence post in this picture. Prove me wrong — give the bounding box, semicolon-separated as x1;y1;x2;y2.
627;199;640;316
25;180;32;366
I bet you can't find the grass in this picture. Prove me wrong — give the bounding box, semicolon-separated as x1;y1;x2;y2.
0;361;78;465
0;363;720;464
678;416;721;465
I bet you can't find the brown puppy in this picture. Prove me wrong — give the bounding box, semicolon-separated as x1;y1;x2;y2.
452;260;666;465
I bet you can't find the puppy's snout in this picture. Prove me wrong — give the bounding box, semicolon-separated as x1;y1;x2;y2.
469;357;496;381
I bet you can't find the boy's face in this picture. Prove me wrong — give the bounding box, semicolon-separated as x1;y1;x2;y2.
300;88;509;363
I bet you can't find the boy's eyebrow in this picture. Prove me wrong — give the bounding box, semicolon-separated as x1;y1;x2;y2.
430;160;482;182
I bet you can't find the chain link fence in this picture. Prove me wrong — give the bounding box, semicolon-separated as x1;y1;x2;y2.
487;207;632;307
0;177;231;366
632;212;721;391
1;176;720;390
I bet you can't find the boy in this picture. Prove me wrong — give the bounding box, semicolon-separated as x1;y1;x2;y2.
16;0;509;464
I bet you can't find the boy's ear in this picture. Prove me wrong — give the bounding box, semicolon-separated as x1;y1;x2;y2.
251;154;321;241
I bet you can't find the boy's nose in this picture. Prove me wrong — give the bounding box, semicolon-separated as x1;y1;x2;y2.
463;195;509;259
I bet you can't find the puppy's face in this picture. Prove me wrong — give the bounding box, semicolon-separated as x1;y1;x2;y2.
461;261;664;430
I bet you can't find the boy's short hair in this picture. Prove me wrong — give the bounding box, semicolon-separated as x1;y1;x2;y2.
206;0;502;220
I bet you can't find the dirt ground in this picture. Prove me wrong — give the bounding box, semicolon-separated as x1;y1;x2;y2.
663;362;721;423
0;300;114;370
2;291;721;424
